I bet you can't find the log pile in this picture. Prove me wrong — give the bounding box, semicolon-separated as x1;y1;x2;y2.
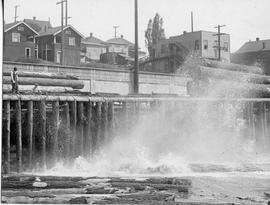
183;58;270;97
3;71;84;93
1;175;192;204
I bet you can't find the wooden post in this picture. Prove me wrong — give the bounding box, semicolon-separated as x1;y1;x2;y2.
26;101;33;170
3;101;11;173
63;102;71;162
40;99;47;170
77;102;84;156
122;101;129;133
265;102;270;148
70;101;77;159
101;101;108;142
108;101;114;139
96;102;102;149
84;101;92;157
51;101;59;165
15;99;22;172
250;102;256;141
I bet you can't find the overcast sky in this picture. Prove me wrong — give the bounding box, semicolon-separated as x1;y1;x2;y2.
4;0;270;52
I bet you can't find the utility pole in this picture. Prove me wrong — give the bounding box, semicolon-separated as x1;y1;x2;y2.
57;0;65;65
191;11;193;32
65;0;68;26
134;0;139;94
213;24;226;61
113;26;119;38
14;5;20;22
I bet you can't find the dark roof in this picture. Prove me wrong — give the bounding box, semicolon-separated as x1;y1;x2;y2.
37;25;84;38
4;21;39;35
236;39;270;54
23;19;52;33
82;35;106;46
107;37;134;47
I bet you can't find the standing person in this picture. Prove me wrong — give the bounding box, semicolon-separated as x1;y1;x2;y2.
11;67;19;94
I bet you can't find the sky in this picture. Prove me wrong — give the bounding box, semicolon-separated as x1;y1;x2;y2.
3;0;270;52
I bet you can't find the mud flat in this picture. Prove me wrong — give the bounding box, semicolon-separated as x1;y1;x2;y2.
1;174;270;204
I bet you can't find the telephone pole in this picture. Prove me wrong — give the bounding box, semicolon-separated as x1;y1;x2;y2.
191;11;194;32
134;0;139;94
65;0;68;26
213;24;226;61
113;26;119;38
14;5;20;22
57;0;65;65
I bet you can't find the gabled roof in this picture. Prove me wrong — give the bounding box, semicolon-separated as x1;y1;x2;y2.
82;35;106;46
4;21;39;35
37;25;84;38
107;37;134;47
23;18;52;33
236;39;270;54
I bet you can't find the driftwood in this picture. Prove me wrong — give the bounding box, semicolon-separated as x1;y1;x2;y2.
3;76;84;89
3;71;79;80
203;59;263;74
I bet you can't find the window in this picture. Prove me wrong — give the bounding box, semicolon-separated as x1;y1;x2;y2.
69;37;75;46
224;42;229;52
203;40;208;50
18;26;24;31
65;30;71;35
194;40;200;50
12;33;20;42
25;48;31;58
161;44;166;53
263;42;266;49
214;40;218;48
214;49;218;58
55;36;61;43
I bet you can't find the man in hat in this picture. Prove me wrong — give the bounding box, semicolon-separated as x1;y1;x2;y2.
11;67;19;94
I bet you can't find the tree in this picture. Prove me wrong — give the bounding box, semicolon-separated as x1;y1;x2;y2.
145;13;166;59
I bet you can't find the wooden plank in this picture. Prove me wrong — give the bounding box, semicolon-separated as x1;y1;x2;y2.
15;99;22;172
77;102;84;156
3;100;11;174
63;102;71;162
26;101;33;170
39;99;47;170
70;101;77;159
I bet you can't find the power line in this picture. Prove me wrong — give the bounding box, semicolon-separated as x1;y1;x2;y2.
113;26;119;38
57;0;65;65
14;5;20;22
213;24;226;61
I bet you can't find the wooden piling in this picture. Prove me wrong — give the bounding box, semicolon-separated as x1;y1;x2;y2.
26;101;33;169
39;99;47;170
63;102;71;161
84;101;92;157
122;102;129;132
51;101;59;165
108;101;114;139
3;101;10;173
15;99;22;172
250;102;256;141
70;101;77;159
77;102;84;156
96;102;102;149
101;101;108;142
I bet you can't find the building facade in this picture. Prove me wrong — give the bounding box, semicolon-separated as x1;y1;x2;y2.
36;25;84;65
4;21;39;61
231;38;270;75
81;33;107;62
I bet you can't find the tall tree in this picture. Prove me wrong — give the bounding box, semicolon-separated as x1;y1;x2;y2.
145;13;166;59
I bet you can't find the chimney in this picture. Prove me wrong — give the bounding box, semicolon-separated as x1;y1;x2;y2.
256;37;260;42
33;16;36;20
90;32;93;37
121;35;123;38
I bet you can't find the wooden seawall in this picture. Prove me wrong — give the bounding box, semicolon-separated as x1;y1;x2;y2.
2;94;270;173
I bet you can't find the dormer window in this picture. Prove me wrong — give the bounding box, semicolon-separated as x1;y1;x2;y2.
12;33;20;42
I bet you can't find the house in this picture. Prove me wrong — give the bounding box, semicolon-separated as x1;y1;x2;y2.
144;30;230;72
35;25;84;65
81;33;107;62
3;21;39;61
231;38;270;75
